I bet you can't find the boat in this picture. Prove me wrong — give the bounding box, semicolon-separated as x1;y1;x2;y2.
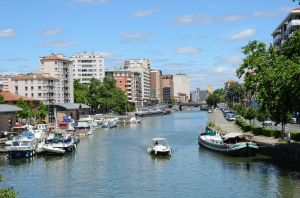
102;120;114;128
208;109;212;113
198;130;258;157
126;116;142;124
147;138;172;156
42;133;76;155
7;133;39;158
74;121;92;135
1;125;34;146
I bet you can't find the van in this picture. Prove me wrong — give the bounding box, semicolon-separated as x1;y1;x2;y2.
288;118;297;124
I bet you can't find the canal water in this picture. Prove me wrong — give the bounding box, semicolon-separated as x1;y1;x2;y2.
1;109;300;197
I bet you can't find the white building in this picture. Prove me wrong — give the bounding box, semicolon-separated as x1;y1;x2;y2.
271;7;300;53
173;73;190;100
0;75;13;93
12;74;59;104
123;59;151;107
70;52;105;84
39;54;73;103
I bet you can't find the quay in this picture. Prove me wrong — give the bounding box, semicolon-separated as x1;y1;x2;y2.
206;109;300;164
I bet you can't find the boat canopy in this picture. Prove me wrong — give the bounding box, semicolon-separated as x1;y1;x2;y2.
223;133;243;138
152;138;166;141
21;133;35;138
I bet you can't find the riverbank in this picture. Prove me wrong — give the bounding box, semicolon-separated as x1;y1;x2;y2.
206;110;300;164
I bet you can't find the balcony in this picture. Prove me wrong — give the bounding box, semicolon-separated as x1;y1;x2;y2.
127;83;133;85
289;32;294;38
273;34;282;44
281;39;286;45
127;91;133;94
287;19;300;30
127;78;133;81
127;95;133;98
127;87;133;90
48;82;54;86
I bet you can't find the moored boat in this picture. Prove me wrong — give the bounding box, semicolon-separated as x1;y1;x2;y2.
147;138;172;156
7;133;39;158
198;130;258;157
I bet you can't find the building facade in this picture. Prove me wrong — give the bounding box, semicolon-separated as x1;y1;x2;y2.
206;85;213;94
224;80;238;93
39;54;73;103
271;8;300;54
123;59;151;107
0;75;13;93
163;87;171;103
150;70;163;104
190;89;208;103
105;68;142;110
70;52;105;84
0;104;23;132
173;73;190;99
162;75;174;103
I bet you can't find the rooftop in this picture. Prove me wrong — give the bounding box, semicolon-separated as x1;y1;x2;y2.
226;80;238;83
46;103;90;110
0;90;41;102
12;74;57;80
0;104;23;114
40;55;72;62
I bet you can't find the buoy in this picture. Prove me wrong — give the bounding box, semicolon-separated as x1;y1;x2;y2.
25;154;29;157
74;144;76;149
33;150;35;155
6;154;9;158
30;152;32;157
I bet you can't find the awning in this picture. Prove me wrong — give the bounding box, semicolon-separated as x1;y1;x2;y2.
223;133;243;138
151;138;167;141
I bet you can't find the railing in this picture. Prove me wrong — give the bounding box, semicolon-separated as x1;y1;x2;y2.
287;19;300;30
273;34;282;44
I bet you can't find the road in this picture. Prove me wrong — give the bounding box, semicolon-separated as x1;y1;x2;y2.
248;119;300;132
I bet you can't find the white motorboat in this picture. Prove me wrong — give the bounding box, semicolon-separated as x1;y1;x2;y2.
147;138;172;156
208;109;212;113
75;121;93;135
126;116;142;124
42;133;76;155
7;133;39;158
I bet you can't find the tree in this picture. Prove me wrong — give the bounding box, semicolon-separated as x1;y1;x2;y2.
7;101;12;105
226;83;244;104
256;104;270;127
17;98;29;120
167;97;175;104
73;79;88;104
228;102;233;109
188;98;193;103
244;107;256;126
0;167;19;198
38;101;48;121
293;0;300;5
28;101;37;124
206;94;220;108
0;94;4;104
213;89;225;96
236;30;300;133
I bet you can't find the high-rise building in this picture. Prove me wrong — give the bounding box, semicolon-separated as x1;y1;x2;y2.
11;74;59;105
224;80;238;93
123;59;151;107
70;52;105;84
105;68;142;110
206;85;213;94
173;73;190;99
271;8;300;54
150;70;163;104
39;54;73;103
0;75;13;93
162;75;174;103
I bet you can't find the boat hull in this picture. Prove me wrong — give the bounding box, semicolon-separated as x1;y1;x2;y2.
198;136;258;157
8;150;35;158
43;144;76;155
150;150;171;156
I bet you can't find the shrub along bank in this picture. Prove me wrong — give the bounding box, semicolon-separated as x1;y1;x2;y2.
235;118;300;141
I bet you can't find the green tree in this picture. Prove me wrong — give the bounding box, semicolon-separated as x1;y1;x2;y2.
0;167;19;198
28;101;37;124
188;98;193;103
256;104;271;127
0;94;4;104
213;89;225;96
236;31;300;133
293;0;300;5
228;102;233;109
167;97;175;104
244;107;256;126
73;79;88;104
206;94;220;108
226;83;244;104
38;101;48;121
17;98;29;120
7;101;12;105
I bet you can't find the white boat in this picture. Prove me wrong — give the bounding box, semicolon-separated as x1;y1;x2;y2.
75;121;93;135
208;109;212;113
7;133;39;158
42;133;76;155
147;138;172;156
126;116;142;124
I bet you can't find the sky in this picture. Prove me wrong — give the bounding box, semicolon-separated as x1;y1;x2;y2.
0;0;298;91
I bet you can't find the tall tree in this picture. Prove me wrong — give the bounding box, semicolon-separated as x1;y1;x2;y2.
17;98;29;120
213;89;225;96
244;107;256;126
226;83;244;104
28;101;37;124
206;94;220;108
256;104;271;128
0;94;4;104
38;101;48;122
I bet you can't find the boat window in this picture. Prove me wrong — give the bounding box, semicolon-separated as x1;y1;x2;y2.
12;142;19;146
21;142;29;146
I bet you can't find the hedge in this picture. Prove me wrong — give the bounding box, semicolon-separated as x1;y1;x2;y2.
261;128;281;138
241;123;250;132
250;126;262;135
286;132;300;141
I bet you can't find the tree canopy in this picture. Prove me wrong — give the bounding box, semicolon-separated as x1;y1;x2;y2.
226;83;245;103
17;98;29;119
0;94;4;104
38;101;48;121
206;94;220;107
236;29;300;133
213;89;225;96
244;107;256;126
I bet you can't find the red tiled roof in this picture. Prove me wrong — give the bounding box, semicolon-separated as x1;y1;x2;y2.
0;91;41;102
40;55;72;62
226;80;238;83
177;92;186;95
292;8;300;10
12;74;57;80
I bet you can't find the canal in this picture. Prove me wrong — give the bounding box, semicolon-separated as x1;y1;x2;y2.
1;109;300;197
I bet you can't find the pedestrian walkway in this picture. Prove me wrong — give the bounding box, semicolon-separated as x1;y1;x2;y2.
207;110;281;144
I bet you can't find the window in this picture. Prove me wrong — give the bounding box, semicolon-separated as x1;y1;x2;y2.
4;79;8;82
38;79;41;83
73;65;75;67
89;56;91;58
73;74;75;76
93;65;96;67
25;93;27;97
73;69;75;72
72;60;75;63
41;68;44;72
55;68;58;71
99;64;102;67
78;74;81;76
25;80;27;83
99;60;102;63
94;74;97;76
31;93;34;98
31;86;34;91
120;85;122;88
120;81;122;83
41;62;44;65
31;80;33;83
78;65;81;68
125;81;127;83
125;77;127;79
55;61;57;64
99;69;102;72
38;86;41;90
38;93;41;97
120;77;122;79
93;69;96;72
78;60;81;63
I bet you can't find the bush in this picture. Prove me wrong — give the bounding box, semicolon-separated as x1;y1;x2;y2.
241;123;250;132
39;121;46;124
250;126;262;135
261;128;281;138
286;132;300;141
236;118;245;127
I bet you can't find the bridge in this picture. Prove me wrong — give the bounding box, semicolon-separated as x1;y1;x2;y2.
178;103;210;111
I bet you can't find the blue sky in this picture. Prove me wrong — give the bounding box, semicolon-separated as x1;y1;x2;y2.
0;0;297;90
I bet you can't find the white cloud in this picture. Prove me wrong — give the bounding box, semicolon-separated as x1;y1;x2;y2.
2;57;28;61
173;46;202;54
214;56;222;60
131;7;160;17
149;59;168;63
214;38;221;41
18;65;39;73
168;13;245;25
234;46;243;53
277;6;295;12
95;51;121;58
196;35;206;40
226;29;256;42
0;29;17;38
252;11;282;17
119;32;157;38
74;0;107;4
220;56;243;64
105;58;126;68
161;63;192;68
35;40;77;47
210;67;236;74
39;28;65;36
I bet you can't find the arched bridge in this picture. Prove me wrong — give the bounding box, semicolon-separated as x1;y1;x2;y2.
178;103;210;111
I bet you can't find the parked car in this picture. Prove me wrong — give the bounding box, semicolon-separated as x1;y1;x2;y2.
229;115;236;121
263;118;272;126
287;118;296;124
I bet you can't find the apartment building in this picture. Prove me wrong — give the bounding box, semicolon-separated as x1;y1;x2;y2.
162;75;174;103
173;73;190;99
0;75;13;92
271;8;300;54
150;70;163;104
190;89;208;103
206;85;213;94
224;80;238;93
105;68;142;109
70;52;105;84
123;59;151;107
39;54;73;103
12;74;59;104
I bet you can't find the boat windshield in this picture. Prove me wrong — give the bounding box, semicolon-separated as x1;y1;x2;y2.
21;142;30;147
12;142;19;146
153;140;167;147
